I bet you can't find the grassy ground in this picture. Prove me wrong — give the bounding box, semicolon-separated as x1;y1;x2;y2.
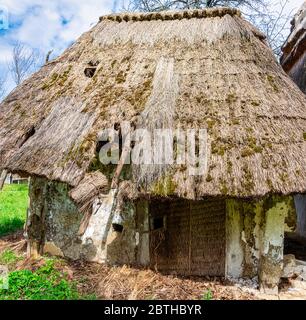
0;184;28;237
0;249;95;300
0;185;96;300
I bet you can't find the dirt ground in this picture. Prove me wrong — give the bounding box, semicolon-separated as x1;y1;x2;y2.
1;232;306;300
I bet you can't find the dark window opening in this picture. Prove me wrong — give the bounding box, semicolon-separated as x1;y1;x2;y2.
84;67;96;78
284;233;306;261
18;126;36;148
85;60;100;78
112;223;124;233
152;217;164;230
96;140;106;153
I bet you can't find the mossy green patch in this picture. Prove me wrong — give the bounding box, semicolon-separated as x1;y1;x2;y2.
219;179;228;195
206;174;213;182
152;176;177;196
241;135;263;157
266;74;279;92
241;165;255;194
41;66;72;90
0;259;94;300
251;100;261;107
226;93;238;104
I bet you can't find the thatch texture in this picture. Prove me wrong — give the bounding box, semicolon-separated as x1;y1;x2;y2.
0;7;305;198
69;172;108;213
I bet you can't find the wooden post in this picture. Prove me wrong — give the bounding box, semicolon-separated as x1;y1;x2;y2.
27;241;40;259
0;169;8;190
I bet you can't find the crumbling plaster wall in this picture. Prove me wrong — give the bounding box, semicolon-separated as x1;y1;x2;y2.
226;200;262;278
27;176;83;260
27;176;142;265
226;196;296;293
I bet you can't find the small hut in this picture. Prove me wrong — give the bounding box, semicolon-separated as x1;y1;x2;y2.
0;8;306;294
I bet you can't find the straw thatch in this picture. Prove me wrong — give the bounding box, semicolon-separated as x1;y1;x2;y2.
0;7;305;199
69;171;108;213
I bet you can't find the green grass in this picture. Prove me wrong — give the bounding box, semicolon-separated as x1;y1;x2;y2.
0;259;83;300
0;184;28;237
202;289;213;300
0;250;23;268
0;251;96;300
0;185;97;300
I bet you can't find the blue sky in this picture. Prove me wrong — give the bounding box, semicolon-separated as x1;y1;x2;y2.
0;0;305;96
0;0;115;95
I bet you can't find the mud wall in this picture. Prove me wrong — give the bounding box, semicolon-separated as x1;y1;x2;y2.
226;196;295;293
27;177;140;264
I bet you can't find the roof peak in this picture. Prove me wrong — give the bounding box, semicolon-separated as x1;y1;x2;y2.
99;7;241;23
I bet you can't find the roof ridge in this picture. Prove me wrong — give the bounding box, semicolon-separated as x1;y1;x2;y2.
99;7;241;23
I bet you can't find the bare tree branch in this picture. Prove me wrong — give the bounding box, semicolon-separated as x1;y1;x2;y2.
8;42;41;86
45;50;53;64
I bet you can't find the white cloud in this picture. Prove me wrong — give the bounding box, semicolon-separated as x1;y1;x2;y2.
2;0;113;50
0;0;113;95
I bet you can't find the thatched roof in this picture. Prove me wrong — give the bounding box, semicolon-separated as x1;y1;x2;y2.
281;2;306;94
0;7;305;199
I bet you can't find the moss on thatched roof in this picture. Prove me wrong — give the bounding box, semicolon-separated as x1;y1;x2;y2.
0;7;305;199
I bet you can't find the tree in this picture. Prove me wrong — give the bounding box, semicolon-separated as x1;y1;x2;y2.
125;0;267;11
1;42;41;190
8;42;41;86
124;0;293;57
247;0;293;57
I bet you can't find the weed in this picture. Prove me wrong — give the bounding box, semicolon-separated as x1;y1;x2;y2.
202;289;213;300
